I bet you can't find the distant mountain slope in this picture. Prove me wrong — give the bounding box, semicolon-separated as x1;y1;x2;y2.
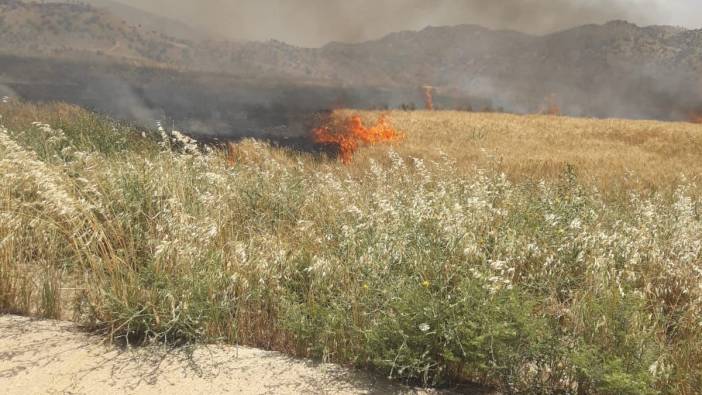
83;0;213;41
1;1;701;120
0;1;324;79
0;0;194;67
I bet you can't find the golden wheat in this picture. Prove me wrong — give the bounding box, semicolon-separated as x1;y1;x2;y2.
345;110;702;192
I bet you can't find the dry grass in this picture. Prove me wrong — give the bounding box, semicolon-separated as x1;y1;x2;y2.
1;101;701;394
347;110;702;192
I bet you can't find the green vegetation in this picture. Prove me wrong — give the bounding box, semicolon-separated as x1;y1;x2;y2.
1;101;701;394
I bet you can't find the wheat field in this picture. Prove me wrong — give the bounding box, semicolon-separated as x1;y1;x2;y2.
1;101;701;394
348;110;702;192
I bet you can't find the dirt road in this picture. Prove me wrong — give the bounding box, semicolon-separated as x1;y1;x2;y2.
1;315;447;395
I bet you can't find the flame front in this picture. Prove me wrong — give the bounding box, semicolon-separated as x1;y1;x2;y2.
313;114;405;164
541;94;561;116
422;85;434;111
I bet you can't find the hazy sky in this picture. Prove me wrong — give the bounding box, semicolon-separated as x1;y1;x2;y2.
111;0;702;47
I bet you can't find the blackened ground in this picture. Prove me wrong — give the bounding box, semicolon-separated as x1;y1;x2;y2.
0;55;419;153
2;53;701;154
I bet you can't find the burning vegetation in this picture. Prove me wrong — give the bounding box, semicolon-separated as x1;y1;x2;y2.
313;113;405;164
422;85;434;111
541;93;561;116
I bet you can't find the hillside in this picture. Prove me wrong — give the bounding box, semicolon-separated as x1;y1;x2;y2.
0;1;330;80
1;1;702;121
84;0;213;41
317;21;702;118
0;0;200;67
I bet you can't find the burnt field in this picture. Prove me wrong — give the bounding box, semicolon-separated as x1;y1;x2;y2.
4;53;701;149
0;54;483;148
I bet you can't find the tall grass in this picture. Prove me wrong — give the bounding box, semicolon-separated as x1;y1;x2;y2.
1;102;701;394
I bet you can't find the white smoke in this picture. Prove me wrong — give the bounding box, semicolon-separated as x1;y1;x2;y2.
104;0;679;47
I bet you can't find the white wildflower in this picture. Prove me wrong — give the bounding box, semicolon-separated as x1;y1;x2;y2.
171;130;199;154
545;213;559;226
297;220;314;232
569;218;582;230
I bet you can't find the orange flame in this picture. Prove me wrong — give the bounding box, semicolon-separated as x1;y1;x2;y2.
541;94;561;116
422;85;434;111
226;142;238;167
313;114;405;164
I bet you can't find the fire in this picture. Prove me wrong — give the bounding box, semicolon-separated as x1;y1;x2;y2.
422;85;434;111
690;112;702;124
313;113;405;164
226;142;238;167
541;94;561;116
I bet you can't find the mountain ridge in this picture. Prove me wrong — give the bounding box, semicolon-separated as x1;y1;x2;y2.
1;0;701;120
83;0;214;41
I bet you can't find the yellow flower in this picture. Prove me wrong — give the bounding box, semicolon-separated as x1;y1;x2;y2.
421;280;430;288
363;283;369;290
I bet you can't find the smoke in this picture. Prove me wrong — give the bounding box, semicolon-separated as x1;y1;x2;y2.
0;84;16;99
422;0;658;34
82;77;164;127
105;0;682;47
4;1;701;145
